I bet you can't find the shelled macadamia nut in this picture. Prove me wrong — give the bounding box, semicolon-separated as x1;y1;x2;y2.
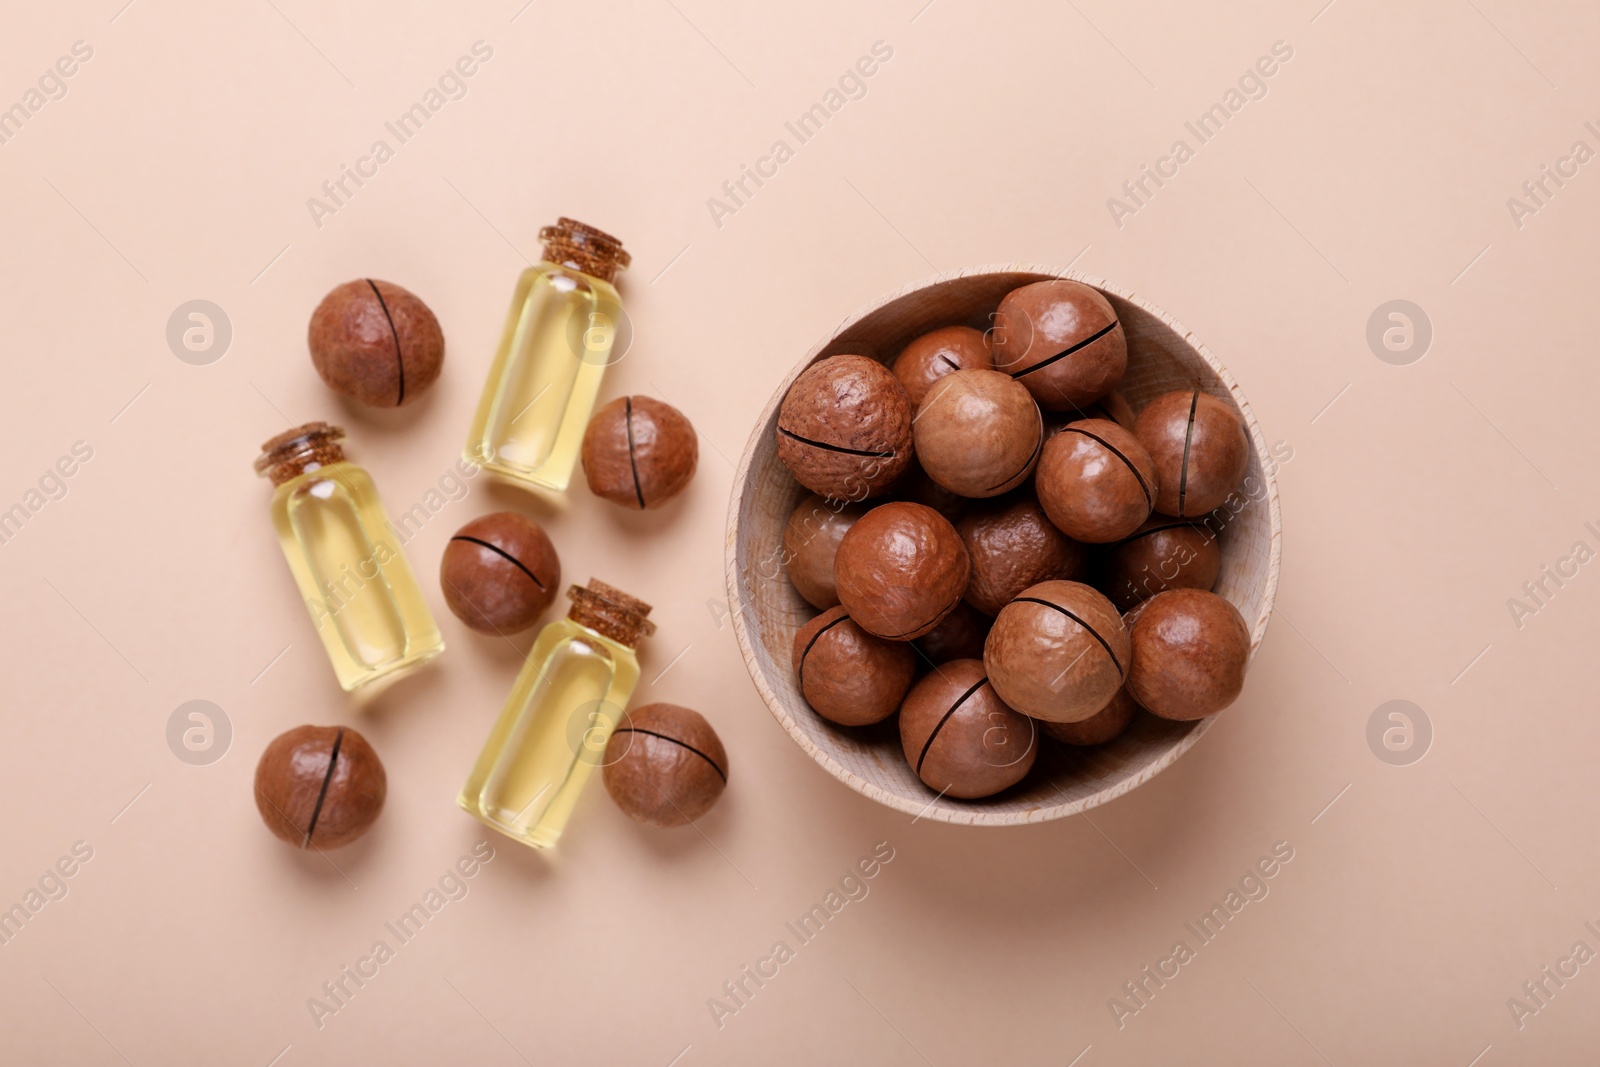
581;396;698;509
255;725;386;849
1133;389;1249;518
898;659;1036;798
1127;589;1250;720
782;494;869;610
834;502;971;640
1039;686;1136;745
891;325;993;408
1035;418;1157;544
603;703;728;827
440;512;561;634
793;606;916;726
308;279;443;407
775;354;912;500
913;601;991;665
990;280;1125;411
958;496;1086;616
913;369;1043;498
1102;517;1221;611
984;579;1128;723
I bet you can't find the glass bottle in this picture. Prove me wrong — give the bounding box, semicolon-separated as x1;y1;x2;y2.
255;422;444;692
464;218;631;493
459;579;654;849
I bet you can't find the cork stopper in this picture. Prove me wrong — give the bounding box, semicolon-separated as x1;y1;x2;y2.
254;421;346;486
566;579;655;648
539;218;631;282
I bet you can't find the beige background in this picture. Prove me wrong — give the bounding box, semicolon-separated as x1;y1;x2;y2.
0;0;1595;1063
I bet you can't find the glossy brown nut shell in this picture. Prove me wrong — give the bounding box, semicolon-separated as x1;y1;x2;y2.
834;502;971;640
602;703;728;827
1127;589;1250;720
775;355;913;501
913;600;991;665
891;325;994;409
888;461;966;525
990;280;1126;411
913;369;1043;498
1133;389;1250;518
1102;517;1221;611
440;512;561;633
958;496;1087;616
792;606;917;726
1035;418;1158;544
254;725;386;849
984;579;1128;723
308;279;443;407
1039;686;1136;745
781;495;869;610
898;659;1037;799
581;396;698;509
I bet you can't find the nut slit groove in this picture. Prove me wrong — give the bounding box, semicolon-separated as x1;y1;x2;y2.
612;726;728;782
777;425;898;459
624;397;647;509
1011;596;1124;678
915;676;989;775
448;535;548;591
365;279;405;406
795;613;851;690
1177;388;1199;516
1058;425;1153;508
303;726;345;848
1008;319;1119;381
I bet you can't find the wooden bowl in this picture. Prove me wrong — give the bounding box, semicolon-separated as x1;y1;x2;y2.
725;265;1281;826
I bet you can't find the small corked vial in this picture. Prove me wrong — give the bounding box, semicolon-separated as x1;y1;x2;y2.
567;578;657;648
253;421;347;486
255;421;445;692
539;217;632;282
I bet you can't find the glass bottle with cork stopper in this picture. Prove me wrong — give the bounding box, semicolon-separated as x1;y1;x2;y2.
255;422;444;692
459;579;655;849
463;218;631;493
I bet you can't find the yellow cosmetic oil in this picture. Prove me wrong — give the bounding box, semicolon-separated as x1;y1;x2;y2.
459;580;654;849
464;218;631;493
256;422;444;692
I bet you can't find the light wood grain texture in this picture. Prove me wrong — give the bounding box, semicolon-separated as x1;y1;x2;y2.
725;265;1281;825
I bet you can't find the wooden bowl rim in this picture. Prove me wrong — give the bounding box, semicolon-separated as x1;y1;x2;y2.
724;263;1282;826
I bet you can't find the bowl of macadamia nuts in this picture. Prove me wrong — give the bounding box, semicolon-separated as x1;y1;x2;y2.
726;266;1281;826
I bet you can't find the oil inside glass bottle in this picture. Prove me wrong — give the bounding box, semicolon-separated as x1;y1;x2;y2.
257;422;444;692
464;218;630;493
459;580;654;849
